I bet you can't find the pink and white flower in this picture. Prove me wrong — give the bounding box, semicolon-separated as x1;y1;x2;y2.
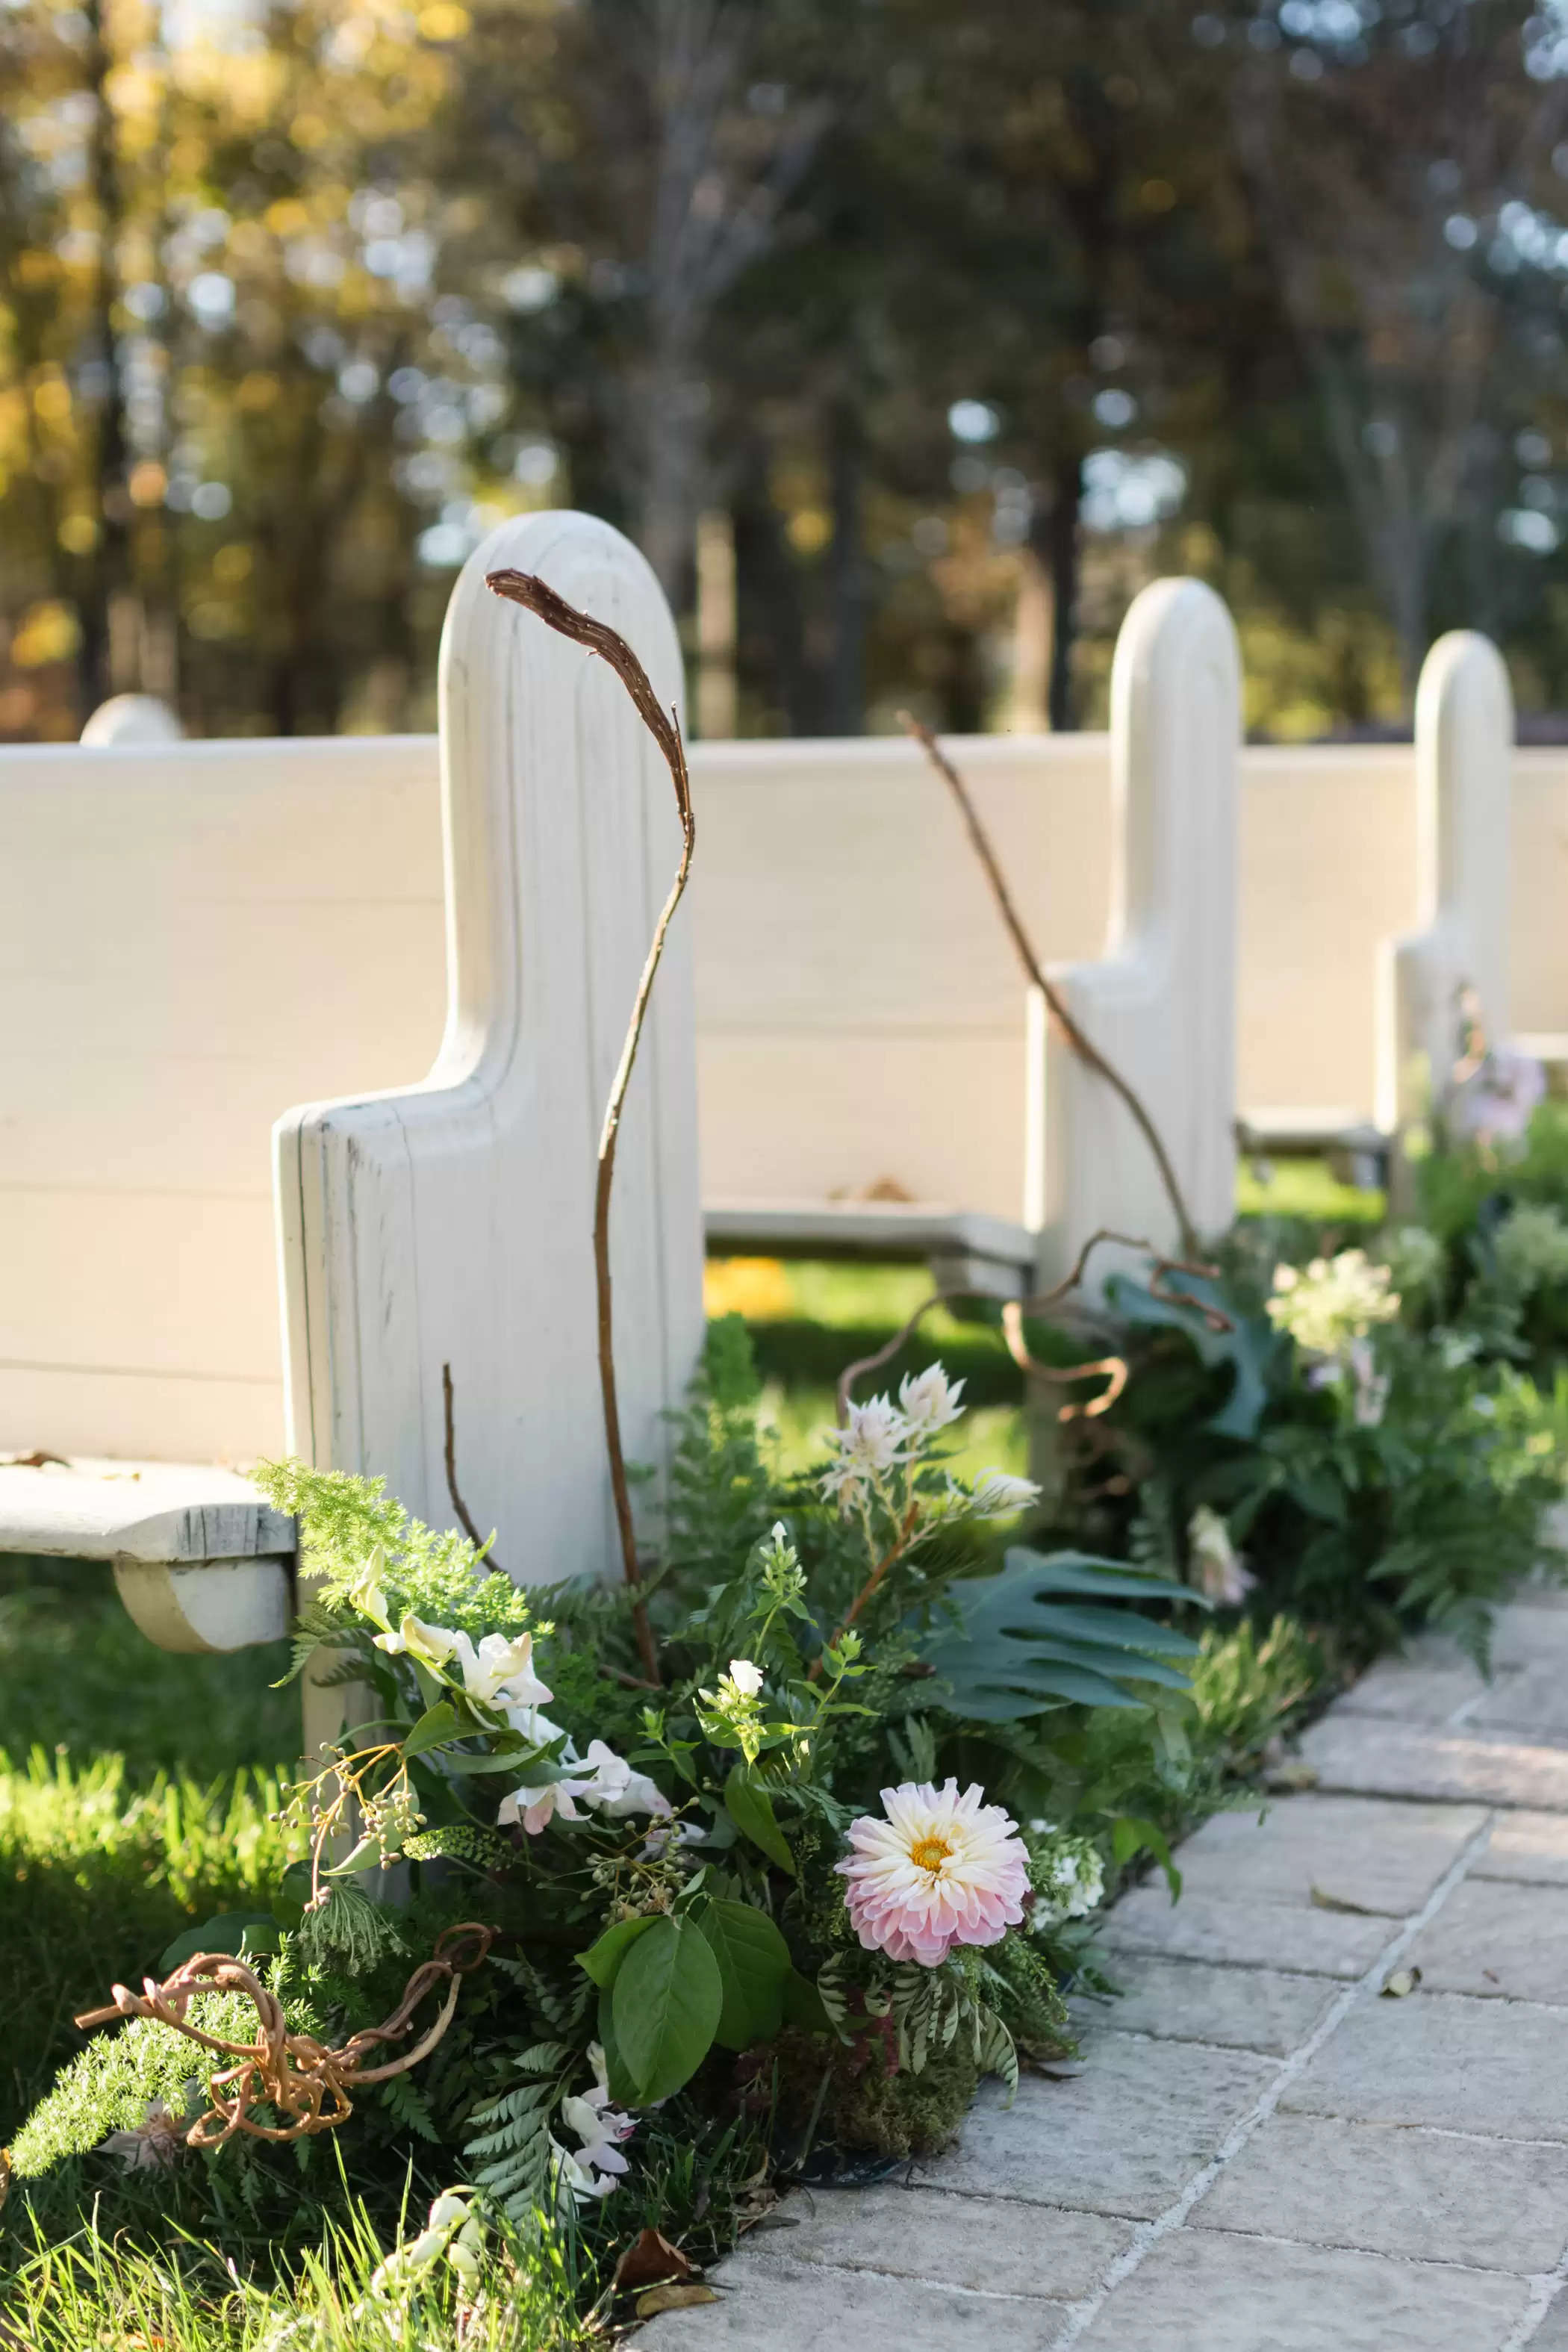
451;1628;553;1715
836;1779;1030;1967
819;1394;909;1510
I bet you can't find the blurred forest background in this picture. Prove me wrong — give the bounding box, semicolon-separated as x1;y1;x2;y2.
4;0;1568;742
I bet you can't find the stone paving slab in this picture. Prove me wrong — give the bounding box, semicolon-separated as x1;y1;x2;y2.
1075;1954;1337;2056
1172;1793;1485;1912
1282;1989;1568;2141
650;1593;1568;2352
1300;1717;1568;1808
1475;1809;1568;1884
1071;2228;1532;2351
1529;2291;1568;2348
921;2035;1275;2219
1491;1603;1568;1668
747;2183;1132;2300
1332;1646;1486;1724
1101;1884;1390;1977
643;2248;1069;2348
1192;2110;1568;2271
1407;1877;1568;2002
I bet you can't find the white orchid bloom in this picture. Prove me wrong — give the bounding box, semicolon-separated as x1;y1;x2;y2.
897;1362;966;1437
727;1658;765;1699
575;1739;673;1820
969;1469;1042;1517
452;1628;553;1714
551;2137;619;2205
498;1767;593;1835
373;1612;459;1670
346;1549;390;1627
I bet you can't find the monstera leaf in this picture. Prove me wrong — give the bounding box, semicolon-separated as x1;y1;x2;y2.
1107;1269;1281;1440
926;1546;1204;1723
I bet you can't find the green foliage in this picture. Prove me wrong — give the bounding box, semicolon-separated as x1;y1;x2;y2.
926;1549;1203;1720
0;1749;301;2145
253;1459;535;1643
10;1991;279;2179
609;1917;724;2107
1189;1616;1327;1767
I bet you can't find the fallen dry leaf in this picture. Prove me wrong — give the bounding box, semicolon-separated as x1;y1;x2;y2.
636;2283;720;2319
1381;1965;1422;1999
1310;1885;1377;1916
1264;1762;1319;1793
614;2227;693;2293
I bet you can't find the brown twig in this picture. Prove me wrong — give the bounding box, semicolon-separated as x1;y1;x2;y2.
899;711;1200;1259
74;1924;494;2148
834;1228;1225;1425
999;1305;1128;1420
487;567;696;1687
442;1361;500;1569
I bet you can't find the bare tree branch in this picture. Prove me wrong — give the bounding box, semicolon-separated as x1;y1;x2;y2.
486;566;697;1686
899;712;1200;1257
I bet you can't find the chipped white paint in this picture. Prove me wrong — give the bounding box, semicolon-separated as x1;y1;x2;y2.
275;512;706;1603
1376;632;1514;1135
1039;578;1242;1280
81;693;184;745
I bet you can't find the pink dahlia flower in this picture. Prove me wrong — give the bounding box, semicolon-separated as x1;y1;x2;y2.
836;1779;1030;1967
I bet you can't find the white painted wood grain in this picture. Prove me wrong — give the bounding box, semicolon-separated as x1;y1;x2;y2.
1376;632;1514;1132
275;512;706;1590
1041;578;1242;1279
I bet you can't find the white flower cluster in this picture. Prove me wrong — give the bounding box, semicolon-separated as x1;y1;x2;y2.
364;1603;669;1837
1493;1202;1568;1299
1266;1250;1400;1360
1186;1504;1254;1607
818;1361;1039;1523
1024;1822;1106;1931
553;2042;635;2204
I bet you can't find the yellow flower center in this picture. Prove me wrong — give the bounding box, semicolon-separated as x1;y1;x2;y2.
909;1834;953;1876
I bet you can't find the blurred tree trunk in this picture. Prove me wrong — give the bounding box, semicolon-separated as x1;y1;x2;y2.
1036;448;1084;732
78;0;131;715
826;395;865;732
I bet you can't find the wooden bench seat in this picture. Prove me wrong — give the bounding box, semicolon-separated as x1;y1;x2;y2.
0;1456;293;1655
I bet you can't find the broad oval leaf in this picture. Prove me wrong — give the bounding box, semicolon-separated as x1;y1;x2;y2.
612;1916;724;2105
578;1914;658;1991
694;1899;791;2050
402;1701;459;1758
723;1766;797;1876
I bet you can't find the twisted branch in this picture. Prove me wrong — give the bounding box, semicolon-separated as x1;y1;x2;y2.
899;712;1199;1258
74;1923;494;2148
485;567;697;1687
833;1228;1225;1425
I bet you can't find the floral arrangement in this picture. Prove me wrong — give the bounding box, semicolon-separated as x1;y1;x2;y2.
10;1325;1198;2256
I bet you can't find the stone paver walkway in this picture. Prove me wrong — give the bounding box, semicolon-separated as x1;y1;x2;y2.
650;1592;1568;2351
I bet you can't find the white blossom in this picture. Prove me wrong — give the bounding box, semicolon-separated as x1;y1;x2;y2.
727;1658;765;1699
1447;1047;1545;1147
451;1627;553;1714
1267;1251;1399;1360
969;1469;1042;1518
573;1739;673;1820
897;1362;966;1437
498;1770;591;1835
1186;1504;1254;1607
100;2097;190;2171
818;1393;910;1511
373;1611;460;1671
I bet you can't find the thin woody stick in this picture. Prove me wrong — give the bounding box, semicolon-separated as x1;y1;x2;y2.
486;567;696;1687
833;1228;1223;1424
898;711;1200;1260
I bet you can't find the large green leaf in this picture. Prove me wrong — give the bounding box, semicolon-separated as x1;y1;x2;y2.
577;1914;657;1991
1107;1269;1279;1440
926;1546;1203;1724
694;1899;791;2050
612;1915;724;2103
723;1766;797;1876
